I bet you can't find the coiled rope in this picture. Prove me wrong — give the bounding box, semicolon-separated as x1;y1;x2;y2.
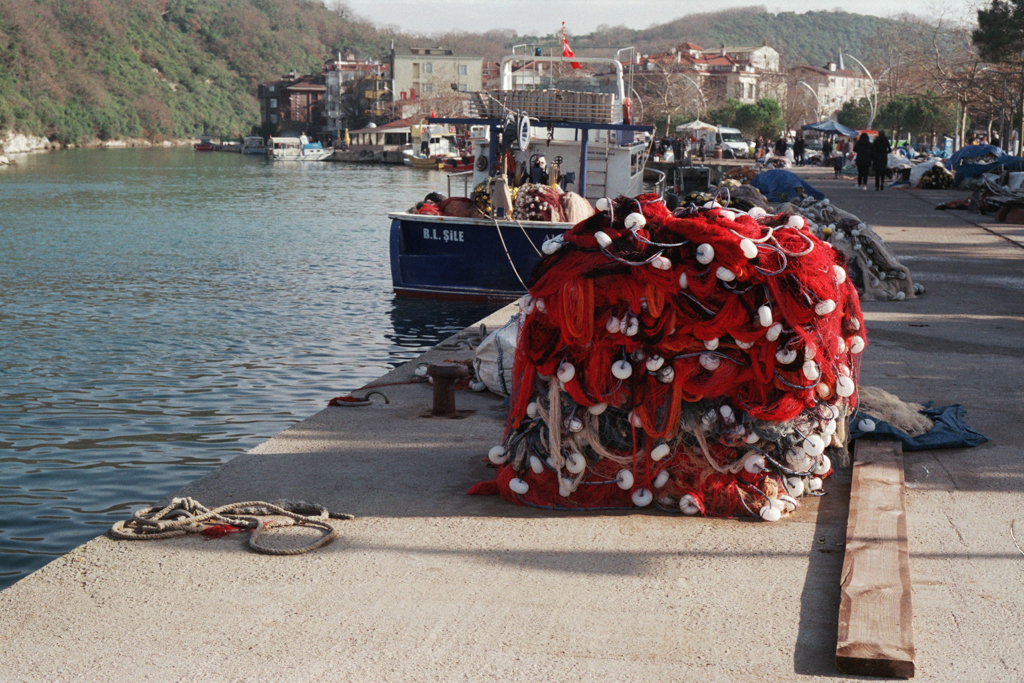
110;497;353;555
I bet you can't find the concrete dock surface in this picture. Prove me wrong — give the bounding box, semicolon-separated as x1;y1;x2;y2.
2;166;1022;682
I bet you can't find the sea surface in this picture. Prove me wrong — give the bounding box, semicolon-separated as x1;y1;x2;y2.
0;148;497;590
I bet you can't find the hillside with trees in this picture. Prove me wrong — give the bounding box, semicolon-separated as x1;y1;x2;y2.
0;1;979;146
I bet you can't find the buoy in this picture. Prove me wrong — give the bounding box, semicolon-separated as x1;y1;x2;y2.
645;355;664;372
469;380;486;391
704;337;719;351
526;401;538;418
530;455;544;474
748;206;767;218
654;470;670;488
520;296;535;315
785;476;805;497
566;416;583;433
588;402;608;415
803;434;826;457
596;197;610;212
702;200;721;210
719;404;734;423
606;316;621;334
594;230;613;248
814;299;836;316
652;255;672;270
837;337;846;354
802;360;820;381
814;454;831;475
651;443;671;461
743;452;766;474
488;446;508;464
629;410;643;428
556;361;576;383
699;353;721;371
696;243;715;264
736;339;754;349
858;418;876;432
716;266;736;282
625;212;646;230
719;209;737;221
765;322;783;341
632;488;653;507
787;215;804;229
739;238;758;259
778;495;799;512
776;348;797;364
624;317;639;336
808;477;823;492
849;335;865;354
836;375;855;397
746;431;760;444
849;317;861;331
617;470;634;489
535;298;547;314
679;494;700;515
508;477;529;494
612;359;633;380
566;451;587;474
758;305;773;327
657;366;675;383
895;290;906;301
760;505;782;522
816;382;831;398
678;272;688;290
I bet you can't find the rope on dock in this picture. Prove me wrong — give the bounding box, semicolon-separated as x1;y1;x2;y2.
110;497;353;555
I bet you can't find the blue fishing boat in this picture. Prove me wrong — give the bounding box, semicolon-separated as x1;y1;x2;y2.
389;50;659;301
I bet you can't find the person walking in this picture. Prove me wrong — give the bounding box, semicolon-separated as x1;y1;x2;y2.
698;137;707;162
822;138;834;166
854;132;873;190
872;131;892;191
832;137;845;178
793;136;806;166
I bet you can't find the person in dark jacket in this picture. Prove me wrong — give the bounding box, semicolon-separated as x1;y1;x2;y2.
853;132;873;190
872;131;892;190
793;136;806;165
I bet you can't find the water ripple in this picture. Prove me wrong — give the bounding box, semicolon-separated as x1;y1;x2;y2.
0;149;497;589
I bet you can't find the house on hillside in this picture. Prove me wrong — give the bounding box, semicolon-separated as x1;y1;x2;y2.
791;61;870;118
637;42;786;108
258;55;390;140
391;47;484;101
258;73;327;136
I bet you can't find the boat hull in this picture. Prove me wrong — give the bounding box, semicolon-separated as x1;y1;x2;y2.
389;212;569;301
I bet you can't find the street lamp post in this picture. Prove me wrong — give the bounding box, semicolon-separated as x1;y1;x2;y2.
678;73;707;120
842;53;877;129
799;81;824;121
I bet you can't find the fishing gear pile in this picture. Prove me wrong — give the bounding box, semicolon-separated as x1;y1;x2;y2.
482;194;866;521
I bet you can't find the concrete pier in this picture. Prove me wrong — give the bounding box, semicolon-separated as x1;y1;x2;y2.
1;167;1022;681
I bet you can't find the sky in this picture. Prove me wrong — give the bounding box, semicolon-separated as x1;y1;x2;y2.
339;0;948;36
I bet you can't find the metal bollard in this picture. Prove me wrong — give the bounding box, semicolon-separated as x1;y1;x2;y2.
426;362;470;418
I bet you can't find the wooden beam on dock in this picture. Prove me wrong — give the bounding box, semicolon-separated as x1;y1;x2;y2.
836;438;916;679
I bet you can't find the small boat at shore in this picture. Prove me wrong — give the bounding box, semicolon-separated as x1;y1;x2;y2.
240;136;266;155
268;135;331;161
388;51;658;301
194;133;214;152
403;151;444;169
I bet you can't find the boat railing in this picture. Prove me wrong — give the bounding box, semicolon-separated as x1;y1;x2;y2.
469;90;616;125
447;171;474;199
646;168;667;198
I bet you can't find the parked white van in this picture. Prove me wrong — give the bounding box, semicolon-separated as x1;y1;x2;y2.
690;127;749;159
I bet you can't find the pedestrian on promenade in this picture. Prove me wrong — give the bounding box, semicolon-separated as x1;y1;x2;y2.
854;132;873;190
832;137;844;177
872;131;892;191
793;135;806;166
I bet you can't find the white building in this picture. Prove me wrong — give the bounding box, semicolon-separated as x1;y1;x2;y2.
391;47;483;102
792;62;871;118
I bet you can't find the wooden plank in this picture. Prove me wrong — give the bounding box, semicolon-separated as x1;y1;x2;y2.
836;438;916;679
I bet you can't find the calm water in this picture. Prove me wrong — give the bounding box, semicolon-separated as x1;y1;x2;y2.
0;148;497;589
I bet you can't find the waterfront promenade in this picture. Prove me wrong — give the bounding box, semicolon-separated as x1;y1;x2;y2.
1;168;1022;681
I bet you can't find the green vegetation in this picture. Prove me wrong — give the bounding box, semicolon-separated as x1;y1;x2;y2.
875;92;957;139
0;2;943;146
838;98;873;130
708;98;784;139
0;0;390;144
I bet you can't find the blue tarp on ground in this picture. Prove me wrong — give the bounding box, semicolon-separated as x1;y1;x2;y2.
946;144;1004;173
849;404;990;451
954;157;1024;186
800;120;859;137
749;169;825;203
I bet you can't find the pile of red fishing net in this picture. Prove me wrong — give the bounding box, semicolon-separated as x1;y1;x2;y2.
479;193;866;520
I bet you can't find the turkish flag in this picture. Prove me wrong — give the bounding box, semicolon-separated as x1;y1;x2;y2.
562;25;581;69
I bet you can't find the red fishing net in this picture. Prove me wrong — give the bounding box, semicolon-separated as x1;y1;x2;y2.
482;194;866;521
